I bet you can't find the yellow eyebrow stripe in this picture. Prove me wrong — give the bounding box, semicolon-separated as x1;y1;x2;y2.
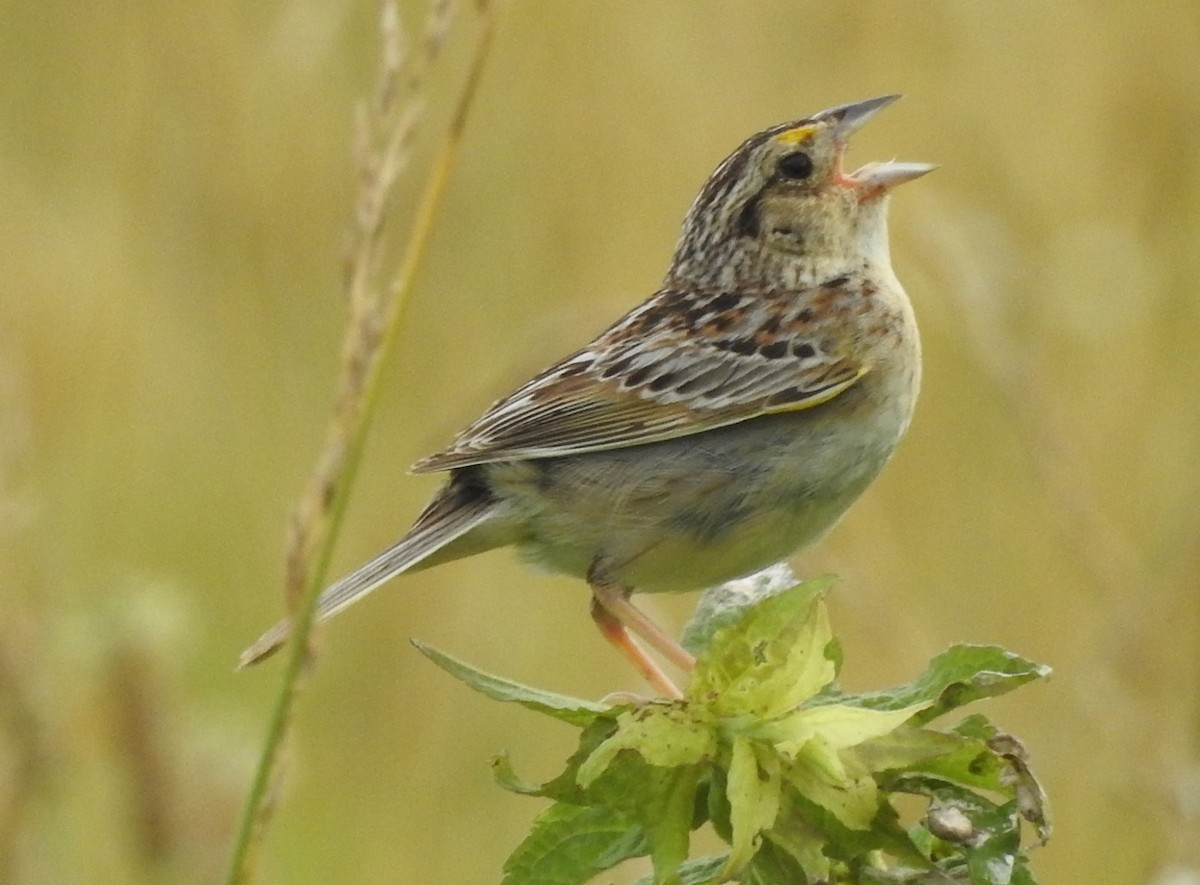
775;124;819;146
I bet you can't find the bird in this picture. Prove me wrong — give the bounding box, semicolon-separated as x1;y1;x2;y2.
241;95;933;698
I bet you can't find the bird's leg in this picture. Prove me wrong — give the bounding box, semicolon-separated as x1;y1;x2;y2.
589;582;697;673
588;577;696;691
589;596;682;700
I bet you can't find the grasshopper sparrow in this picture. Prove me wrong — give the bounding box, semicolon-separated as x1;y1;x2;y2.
243;95;933;697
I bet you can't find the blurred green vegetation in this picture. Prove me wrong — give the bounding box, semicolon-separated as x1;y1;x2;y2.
1;2;1197;883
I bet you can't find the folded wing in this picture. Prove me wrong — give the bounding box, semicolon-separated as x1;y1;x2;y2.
412;285;866;473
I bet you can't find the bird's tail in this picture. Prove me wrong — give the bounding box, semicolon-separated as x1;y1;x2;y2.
238;475;501;668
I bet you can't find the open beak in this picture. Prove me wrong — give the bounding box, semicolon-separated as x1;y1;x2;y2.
813;94;936;196
816;94;903;140
847;160;937;195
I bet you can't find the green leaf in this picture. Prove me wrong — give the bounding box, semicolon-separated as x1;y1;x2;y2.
906;739;1004;794
641;765;706;885
827;644;1050;725
759;703;929;759
741;838;813;885
953;713;998;741
500;802;645;885
783;746;881;831
858;722;1016;799
577;705;716;788
882;728;1051;846
776;784;922;874
689;579;837;720
961;798;1022;885
681;564;805;656
854;726;971;775
429;571;1049;884
758;813;828;882
535;719;623;805
413;639;611;726
1009;859;1039;885
722;737;782;877
551;725;708;884
492;752;547;796
633;855;728;885
890;779;1028;885
571;747;707;885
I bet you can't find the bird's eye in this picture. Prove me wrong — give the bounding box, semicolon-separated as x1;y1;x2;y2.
777;151;814;180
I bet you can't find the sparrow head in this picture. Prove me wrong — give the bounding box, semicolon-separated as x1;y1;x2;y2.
670;95;935;285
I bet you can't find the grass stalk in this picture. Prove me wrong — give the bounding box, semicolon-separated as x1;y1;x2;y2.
223;5;496;882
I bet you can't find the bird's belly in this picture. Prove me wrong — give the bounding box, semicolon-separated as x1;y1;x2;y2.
484;404;902;593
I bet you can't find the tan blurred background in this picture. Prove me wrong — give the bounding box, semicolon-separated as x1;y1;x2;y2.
2;2;1198;882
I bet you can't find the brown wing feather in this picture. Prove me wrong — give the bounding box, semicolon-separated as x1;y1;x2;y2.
411;283;867;473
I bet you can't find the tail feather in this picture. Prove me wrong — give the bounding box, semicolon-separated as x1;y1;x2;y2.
238;477;499;668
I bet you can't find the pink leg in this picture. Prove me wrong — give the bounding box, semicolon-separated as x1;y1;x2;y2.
589;597;683;699
590;582;696;672
588;578;697;697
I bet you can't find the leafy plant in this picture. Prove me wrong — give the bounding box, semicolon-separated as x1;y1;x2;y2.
417;572;1050;884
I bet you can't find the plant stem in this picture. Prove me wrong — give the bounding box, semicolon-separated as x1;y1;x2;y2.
223;13;495;884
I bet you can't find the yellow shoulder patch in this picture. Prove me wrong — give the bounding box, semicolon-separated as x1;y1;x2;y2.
761;366;869;415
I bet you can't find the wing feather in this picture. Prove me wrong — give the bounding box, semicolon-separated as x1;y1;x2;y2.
411;284;867;473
